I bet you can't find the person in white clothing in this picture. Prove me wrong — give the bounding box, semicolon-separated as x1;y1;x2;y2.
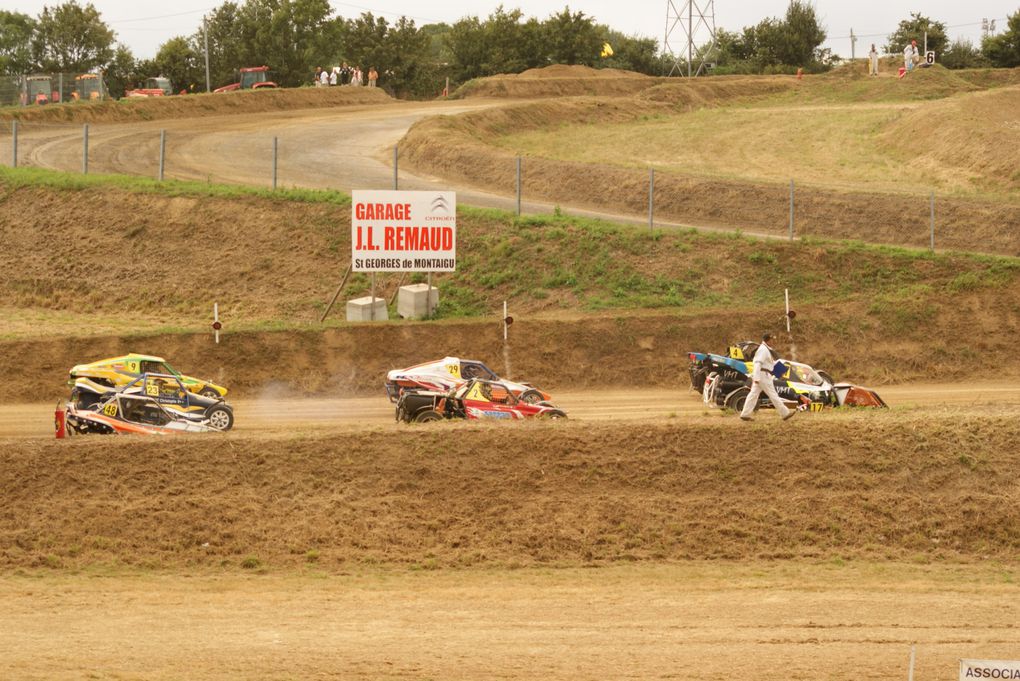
739;333;795;421
904;40;919;72
319;68;330;86
868;44;879;76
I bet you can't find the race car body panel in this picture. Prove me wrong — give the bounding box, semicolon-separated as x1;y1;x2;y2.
396;379;565;423
62;393;219;436
385;357;551;404
68;353;227;397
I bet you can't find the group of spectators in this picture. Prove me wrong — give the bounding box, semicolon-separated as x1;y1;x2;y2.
313;64;378;88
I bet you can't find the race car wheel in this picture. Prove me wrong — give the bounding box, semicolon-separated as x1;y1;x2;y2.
414;409;443;423
198;387;220;398
518;389;543;404
724;387;750;412
817;371;836;386
207;406;234;431
541;410;567;419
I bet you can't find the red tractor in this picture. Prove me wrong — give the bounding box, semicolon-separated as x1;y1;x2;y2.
22;75;57;105
214;66;278;93
124;76;173;98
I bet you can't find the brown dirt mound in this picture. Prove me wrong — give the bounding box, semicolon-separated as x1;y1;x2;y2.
454;65;666;99
4;287;1020;401
0;87;391;125
882;85;1020;193
2;413;1017;570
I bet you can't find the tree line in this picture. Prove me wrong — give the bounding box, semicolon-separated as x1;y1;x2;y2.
2;1;1019;99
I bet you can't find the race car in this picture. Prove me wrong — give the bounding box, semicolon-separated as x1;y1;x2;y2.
70;372;234;430
386;357;551;404
59;392;221;436
396;378;566;423
68;353;227;398
688;341;886;412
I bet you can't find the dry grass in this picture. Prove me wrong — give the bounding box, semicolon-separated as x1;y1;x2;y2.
2;411;1019;570
494;89;1020;199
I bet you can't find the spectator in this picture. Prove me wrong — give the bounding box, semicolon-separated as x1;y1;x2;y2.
329;67;338;86
368;67;378;88
340;62;351;86
904;40;919;72
352;66;362;86
868;44;879;76
739;333;795;422
313;66;322;86
319;68;329;86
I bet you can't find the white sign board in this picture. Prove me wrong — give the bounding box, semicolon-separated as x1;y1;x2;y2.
926;51;936;65
351;190;456;272
960;659;1020;680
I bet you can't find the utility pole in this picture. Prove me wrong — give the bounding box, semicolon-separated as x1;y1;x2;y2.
850;28;857;61
203;17;211;93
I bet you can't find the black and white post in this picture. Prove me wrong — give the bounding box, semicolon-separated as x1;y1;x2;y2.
11;120;16;168
213;303;221;344
272;136;278;190
516;156;522;217
648;168;655;231
789;179;795;240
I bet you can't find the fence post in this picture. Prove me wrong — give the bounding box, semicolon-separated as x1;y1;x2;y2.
158;129;166;181
272;136;278;190
82;124;89;175
648;168;655;231
516;156;522;217
11;120;17;168
393;145;398;190
789;179;794;240
929;191;935;253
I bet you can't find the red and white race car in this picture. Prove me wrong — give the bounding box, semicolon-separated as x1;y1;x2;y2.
395;378;566;423
385;356;551;404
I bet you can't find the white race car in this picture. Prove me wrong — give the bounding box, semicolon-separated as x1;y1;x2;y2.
385;356;552;404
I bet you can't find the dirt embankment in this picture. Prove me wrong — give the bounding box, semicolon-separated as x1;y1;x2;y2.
453;64;666;99
0;87;391;125
6;291;1020;401
2;414;1018;570
400;97;1020;255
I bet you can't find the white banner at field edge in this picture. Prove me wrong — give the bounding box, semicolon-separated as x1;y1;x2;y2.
960;659;1020;680
351;190;456;272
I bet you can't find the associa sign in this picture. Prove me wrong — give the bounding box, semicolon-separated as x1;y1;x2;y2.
961;660;1020;680
351;190;456;272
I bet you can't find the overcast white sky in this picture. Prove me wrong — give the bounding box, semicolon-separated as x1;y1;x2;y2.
3;0;1017;59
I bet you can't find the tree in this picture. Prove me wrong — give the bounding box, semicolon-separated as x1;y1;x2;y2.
598;30;662;75
543;7;602;66
31;1;115;72
101;43;136;98
940;39;989;69
152;37;203;92
0;11;36;76
983;10;1020;68
776;0;826;66
885;13;948;56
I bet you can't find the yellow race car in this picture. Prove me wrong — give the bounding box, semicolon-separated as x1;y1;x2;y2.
68;353;227;398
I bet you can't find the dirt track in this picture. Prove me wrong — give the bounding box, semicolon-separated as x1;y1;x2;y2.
4;383;1019;439
2;564;1017;680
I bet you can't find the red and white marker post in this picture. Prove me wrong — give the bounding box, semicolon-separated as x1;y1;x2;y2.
212;303;222;344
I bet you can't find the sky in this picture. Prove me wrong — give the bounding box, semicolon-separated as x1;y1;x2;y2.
4;0;1017;60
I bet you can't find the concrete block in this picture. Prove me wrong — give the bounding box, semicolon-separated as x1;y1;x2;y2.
398;284;439;319
346;296;388;322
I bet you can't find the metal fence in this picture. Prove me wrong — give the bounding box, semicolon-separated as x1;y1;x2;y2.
0;118;1017;257
0;73;109;108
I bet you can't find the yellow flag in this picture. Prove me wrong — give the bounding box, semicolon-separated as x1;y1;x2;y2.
601;42;614;58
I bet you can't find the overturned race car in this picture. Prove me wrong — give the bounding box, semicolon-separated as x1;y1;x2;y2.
689;341;886;412
386;356;551;404
70;372;235;430
396;378;566;423
57;392;222;436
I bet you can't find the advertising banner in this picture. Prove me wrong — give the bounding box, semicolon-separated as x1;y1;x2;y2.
960;659;1020;680
351;190;456;272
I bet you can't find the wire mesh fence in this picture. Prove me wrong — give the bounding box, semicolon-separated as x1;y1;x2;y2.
1;119;1018;256
0;73;109;108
